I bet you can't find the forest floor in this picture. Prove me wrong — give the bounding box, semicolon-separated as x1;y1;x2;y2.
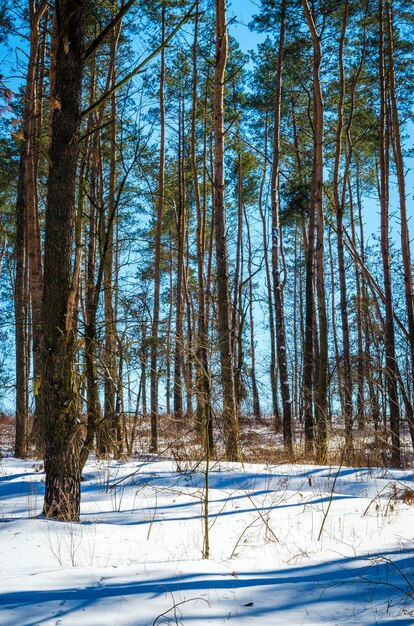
1;418;414;624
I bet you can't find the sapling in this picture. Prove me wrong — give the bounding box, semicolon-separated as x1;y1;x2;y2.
202;403;211;559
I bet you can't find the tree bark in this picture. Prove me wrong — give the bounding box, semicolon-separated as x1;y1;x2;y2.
301;0;328;462
378;0;400;466
271;0;292;451
244;206;261;421
42;0;85;521
15;0;48;455
192;9;213;448
333;0;353;457
103;83;120;457
386;0;414;447
150;5;166;453
174;98;185;423
15;155;28;458
214;0;240;461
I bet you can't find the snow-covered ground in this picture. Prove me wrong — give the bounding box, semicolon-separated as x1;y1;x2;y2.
1;455;413;625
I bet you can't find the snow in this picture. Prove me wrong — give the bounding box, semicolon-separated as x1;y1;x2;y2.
1;456;413;624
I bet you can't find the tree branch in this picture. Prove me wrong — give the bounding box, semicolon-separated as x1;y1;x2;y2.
83;0;137;61
81;2;198;118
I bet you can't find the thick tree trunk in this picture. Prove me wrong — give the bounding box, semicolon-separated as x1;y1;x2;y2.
42;0;85;521
214;0;240;461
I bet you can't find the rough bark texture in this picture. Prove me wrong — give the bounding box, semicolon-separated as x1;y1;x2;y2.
214;0;240;461
42;0;85;521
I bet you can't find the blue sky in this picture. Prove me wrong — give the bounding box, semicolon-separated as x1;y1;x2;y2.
230;0;414;246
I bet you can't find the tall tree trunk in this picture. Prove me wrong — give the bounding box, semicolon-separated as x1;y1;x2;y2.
244;207;261;421
150;5;166;452
184;233;195;421
328;234;343;417
292;225;300;424
302;0;328;463
302;172;316;454
166;234;173;415
103;80;119;456
80;23;121;466
214;0;240;461
174;99;185;423
15;156;28;458
378;0;400;466
141;324;148;418
271;0;292;451
231;138;243;412
257;115;280;430
15;0;48;456
81;149;103;468
349;178;365;431
41;0;85;521
333;0;353;457
293;100;315;453
28;5;48;450
192;7;213;448
386;0;414;447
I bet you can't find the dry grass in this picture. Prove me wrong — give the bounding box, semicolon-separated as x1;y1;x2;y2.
3;409;413;470
0;411;17;455
400;488;414;506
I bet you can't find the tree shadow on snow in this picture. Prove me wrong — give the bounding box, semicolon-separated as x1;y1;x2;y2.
1;548;413;625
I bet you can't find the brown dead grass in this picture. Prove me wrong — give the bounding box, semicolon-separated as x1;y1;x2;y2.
2;409;413;470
